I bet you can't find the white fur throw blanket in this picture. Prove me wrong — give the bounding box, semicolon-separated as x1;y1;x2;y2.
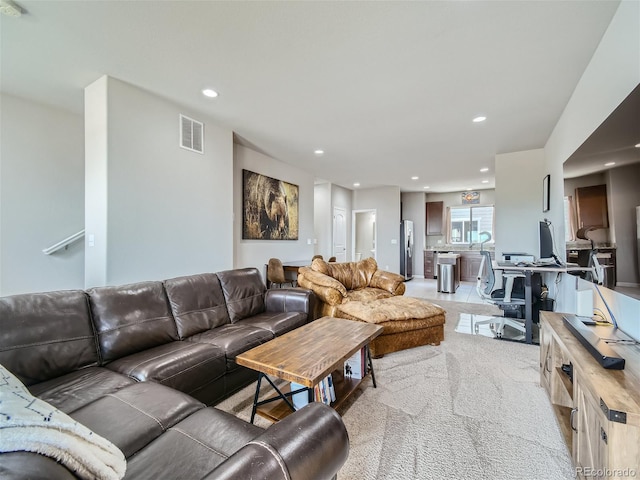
0;364;126;480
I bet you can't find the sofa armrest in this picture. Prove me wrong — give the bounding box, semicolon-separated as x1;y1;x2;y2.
264;287;314;316
369;270;406;295
296;268;347;306
202;403;349;480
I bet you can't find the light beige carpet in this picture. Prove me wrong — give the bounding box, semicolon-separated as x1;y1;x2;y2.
217;298;574;480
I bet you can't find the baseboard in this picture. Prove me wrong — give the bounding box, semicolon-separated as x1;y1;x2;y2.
617;282;640;288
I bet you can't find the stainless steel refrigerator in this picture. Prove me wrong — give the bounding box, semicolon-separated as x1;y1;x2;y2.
400;220;414;280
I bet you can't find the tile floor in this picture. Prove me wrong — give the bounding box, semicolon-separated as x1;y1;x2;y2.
404;277;535;342
402;277;485;304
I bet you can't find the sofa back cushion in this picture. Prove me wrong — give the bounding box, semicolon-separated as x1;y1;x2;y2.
216;268;265;323
312;257;378;290
163;273;231;339
87;281;179;363
0;290;99;385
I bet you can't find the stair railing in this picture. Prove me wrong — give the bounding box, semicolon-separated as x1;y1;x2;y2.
42;229;85;255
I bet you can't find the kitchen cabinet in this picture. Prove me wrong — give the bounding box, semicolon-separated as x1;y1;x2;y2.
575;185;609;229
424;251;436;279
426;202;444;236
458;251;486;282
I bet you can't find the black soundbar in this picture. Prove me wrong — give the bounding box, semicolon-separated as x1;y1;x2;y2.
562;315;625;370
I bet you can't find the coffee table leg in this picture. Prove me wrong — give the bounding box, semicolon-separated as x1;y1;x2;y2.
250;373;264;424
366;346;377;388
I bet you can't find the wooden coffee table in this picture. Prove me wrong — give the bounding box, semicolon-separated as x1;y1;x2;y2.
236;316;383;423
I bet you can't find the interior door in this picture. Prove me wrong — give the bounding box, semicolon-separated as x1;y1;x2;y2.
333;207;347;262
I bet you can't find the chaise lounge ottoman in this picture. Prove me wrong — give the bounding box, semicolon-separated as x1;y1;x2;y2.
335;296;446;358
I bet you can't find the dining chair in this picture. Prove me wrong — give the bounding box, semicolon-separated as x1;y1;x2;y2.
267;258;294;288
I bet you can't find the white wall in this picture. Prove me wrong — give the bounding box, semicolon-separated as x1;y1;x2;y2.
495;149;547;260
85;76;234;287
314;182;332;258
234;144;315;273
353;186;400;272
0;94;85;295
544;0;640;330
401;192;426;276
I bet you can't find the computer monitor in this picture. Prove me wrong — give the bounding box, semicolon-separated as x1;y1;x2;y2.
539;221;554;261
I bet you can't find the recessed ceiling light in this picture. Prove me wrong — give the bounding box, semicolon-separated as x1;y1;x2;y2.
635;143;640;148
411;176;419;180
482;180;489;184
472;116;487;123
423;186;430;189
0;0;22;17
466;187;473;191
314;149;324;155
353;182;360;187
202;88;218;98
604;162;616;167
480;167;489;172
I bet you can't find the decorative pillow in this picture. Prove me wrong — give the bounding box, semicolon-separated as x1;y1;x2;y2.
0;364;126;480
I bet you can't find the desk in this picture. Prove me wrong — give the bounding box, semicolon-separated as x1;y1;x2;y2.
493;263;591;344
264;260;309;288
281;260;309;273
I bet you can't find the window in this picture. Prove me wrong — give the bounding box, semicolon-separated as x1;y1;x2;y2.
564;196;577;241
448;205;495;245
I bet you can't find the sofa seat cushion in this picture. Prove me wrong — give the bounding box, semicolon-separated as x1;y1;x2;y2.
186;325;273;371
345;287;394;304
0;364;126;480
70;382;204;458
235;312;307;336
105;342;226;396
336;296;446;331
28;367;135;414
124;407;263;479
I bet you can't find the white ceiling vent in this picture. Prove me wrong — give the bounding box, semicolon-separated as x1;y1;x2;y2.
180;114;204;154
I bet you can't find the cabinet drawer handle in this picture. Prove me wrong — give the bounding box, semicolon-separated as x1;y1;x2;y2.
570;407;578;432
544;356;552;373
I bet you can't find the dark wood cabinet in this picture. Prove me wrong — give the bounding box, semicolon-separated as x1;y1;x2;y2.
458;251;492;282
424;250;436;279
575;184;608;229
425;250;491;282
426;201;444;236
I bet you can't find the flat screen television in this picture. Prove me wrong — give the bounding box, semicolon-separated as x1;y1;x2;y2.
539;221;554;261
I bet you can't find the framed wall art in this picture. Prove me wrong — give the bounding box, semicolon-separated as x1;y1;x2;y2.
242;169;299;240
462;191;480;204
542;174;550;212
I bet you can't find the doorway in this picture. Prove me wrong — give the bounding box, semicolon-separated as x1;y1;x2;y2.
333;207;347;262
352;210;377;262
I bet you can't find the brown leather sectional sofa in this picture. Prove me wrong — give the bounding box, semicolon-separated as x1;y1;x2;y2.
0;268;349;480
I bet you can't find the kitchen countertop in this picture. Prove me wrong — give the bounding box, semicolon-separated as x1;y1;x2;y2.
566;242;616;250
425;245;494;252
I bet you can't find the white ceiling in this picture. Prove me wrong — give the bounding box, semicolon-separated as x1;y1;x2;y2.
0;0;624;192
